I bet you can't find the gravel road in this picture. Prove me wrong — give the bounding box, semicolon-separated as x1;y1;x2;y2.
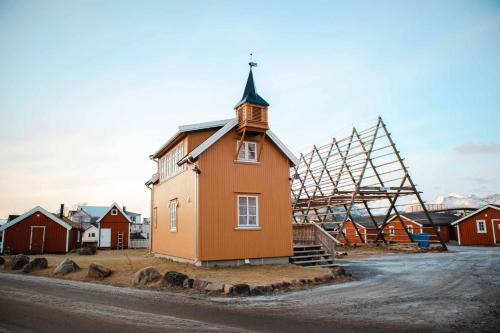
1;246;499;332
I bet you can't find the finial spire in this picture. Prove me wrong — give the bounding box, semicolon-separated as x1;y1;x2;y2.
234;56;269;108
249;52;257;69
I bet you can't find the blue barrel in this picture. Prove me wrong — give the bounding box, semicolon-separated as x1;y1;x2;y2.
412;233;430;248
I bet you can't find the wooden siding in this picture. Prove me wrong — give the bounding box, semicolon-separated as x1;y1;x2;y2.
187;129;218;152
2;213;69;254
99;208;130;249
151;166;197;260
197;128;293;261
456;207;500;246
340;221;367;244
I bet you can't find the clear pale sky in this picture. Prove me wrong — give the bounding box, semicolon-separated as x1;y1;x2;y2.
1;0;499;218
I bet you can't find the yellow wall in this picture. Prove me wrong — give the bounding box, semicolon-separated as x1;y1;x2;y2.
152;138;197;260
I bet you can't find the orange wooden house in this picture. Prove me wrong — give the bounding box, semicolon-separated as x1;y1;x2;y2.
146;66;299;266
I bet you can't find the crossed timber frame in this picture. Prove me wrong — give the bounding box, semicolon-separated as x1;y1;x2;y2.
291;117;447;250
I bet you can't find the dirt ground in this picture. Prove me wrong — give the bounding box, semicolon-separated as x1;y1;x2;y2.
4;249;330;287
335;242;444;259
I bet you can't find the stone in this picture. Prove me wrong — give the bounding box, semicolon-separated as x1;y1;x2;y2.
162;271;189;287
321;273;335;282
205;282;224;293
22;258;48;273
250;285;273;296
192;279;209;290
4;254;30;270
0;257;5;265
223;284;234;294
232;283;250;296
132;266;162;286
331;266;346;276
182;278;194;288
272;281;292;291
54;258;80;276
77;247;95;255
87;263;112;280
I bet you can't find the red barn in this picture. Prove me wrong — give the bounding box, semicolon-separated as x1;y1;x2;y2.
451;205;500;246
0;206;83;254
97;203;131;249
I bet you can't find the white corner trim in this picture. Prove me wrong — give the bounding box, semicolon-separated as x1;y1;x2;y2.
491;220;497;244
66;229;70;252
0;206;72;232
457;224;461;245
1;229;5;253
95;202;131;223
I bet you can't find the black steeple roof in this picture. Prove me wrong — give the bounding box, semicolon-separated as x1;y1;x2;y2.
235;67;269;108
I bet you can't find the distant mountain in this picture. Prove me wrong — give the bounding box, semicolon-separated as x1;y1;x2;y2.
432;193;500;209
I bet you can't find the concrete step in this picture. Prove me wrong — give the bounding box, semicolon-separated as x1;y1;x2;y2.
291;254;333;260
293;249;326;255
292;259;335;265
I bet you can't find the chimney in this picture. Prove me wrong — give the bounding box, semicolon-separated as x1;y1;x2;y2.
123;206;127;212
59;204;64;218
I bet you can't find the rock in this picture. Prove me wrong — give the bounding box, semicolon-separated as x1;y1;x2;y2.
22;258;48;273
232;284;250;296
321;273;335;282
223;284;233;294
250;285;273;296
0;257;5;265
4;254;30;270
192;279;209;290
132;266;162;286
331;266;346;276
162;271;189;287
54;258;80;276
182;278;194;288
205;282;224;293
272;281;292;291
77;247;95;255
87;263;112;280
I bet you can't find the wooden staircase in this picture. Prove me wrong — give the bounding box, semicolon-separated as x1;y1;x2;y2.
290;244;336;268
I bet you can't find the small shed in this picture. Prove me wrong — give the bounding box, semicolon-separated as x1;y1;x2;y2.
0;206;83;254
451;205;500;246
97;203;131;249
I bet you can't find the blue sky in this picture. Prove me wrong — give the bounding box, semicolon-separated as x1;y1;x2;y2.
0;0;499;217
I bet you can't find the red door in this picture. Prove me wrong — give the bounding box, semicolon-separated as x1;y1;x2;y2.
30;226;45;253
493;219;500;244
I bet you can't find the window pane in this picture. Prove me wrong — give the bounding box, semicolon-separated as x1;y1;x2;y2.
248;196;256;207
239;196;247;207
247;143;256;160
248;216;256;225
248;207;256;216
239;216;247;225
239;205;246;215
237;142;246;160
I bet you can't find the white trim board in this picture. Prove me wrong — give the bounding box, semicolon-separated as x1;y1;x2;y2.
451;205;500;226
96;202;131;224
0;206;72;232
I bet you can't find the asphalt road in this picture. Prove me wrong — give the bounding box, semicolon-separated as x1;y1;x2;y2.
1;246;499;333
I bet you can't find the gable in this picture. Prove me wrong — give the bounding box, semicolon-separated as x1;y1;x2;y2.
0;206;72;231
96;203;131;224
451;205;500;226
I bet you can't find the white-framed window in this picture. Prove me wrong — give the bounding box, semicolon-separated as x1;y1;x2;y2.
159;142;185;181
111;209;118;216
406;225;414;234
170;201;177;230
476;220;487;233
237;195;259;227
153;207;157;229
237;141;257;162
389;226;395;236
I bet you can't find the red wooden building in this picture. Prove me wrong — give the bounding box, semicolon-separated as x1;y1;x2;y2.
0;205;83;254
451;205;500;246
97;203;131;249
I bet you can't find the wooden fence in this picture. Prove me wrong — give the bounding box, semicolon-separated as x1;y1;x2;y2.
129;239;149;249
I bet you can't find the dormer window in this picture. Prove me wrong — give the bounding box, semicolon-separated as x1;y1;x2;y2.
237;141;257;162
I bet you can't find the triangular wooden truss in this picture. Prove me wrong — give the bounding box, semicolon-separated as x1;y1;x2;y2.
291;117;447;250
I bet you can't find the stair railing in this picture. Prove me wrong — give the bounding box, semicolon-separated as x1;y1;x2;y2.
312;223;340;259
293;223;340;259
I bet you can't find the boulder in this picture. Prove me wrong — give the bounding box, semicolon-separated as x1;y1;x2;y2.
54;258;80;276
0;256;5;265
223;284;234;294
162;271;189;287
205;282;224;293
231;284;250;296
250;285;274;296
87;263;112;280
22;258;48;273
272;281;291;291
192;279;209;290
4;254;30;270
331;266;346;276
182;278;194;289
321;273;335;282
77;247;95;255
132;266;162;286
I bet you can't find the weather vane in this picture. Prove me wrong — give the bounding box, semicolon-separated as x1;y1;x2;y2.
249;52;257;68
